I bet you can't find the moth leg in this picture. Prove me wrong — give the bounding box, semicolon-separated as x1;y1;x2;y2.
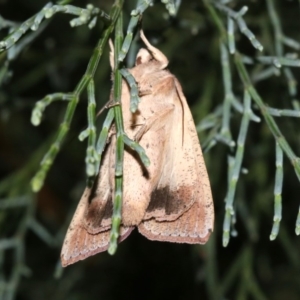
107;125;116;142
134;104;174;141
138;87;152;97
96;99;121;117
140;30;168;69
109;39;114;69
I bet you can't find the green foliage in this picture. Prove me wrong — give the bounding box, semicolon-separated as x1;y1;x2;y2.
1;0;300;299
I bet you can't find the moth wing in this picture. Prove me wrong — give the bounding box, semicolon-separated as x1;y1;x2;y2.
138;78;214;243
138;196;211;243
82;135;115;233
120;72;180;226
61;136;133;267
61;186;133;266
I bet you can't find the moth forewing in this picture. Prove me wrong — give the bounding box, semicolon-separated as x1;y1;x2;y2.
117;71;172;227
60;135;133;267
82;134;115;232
140;76;197;222
175;78;214;237
138;77;214;243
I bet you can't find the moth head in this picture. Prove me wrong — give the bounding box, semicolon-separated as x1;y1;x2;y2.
135;48;152;66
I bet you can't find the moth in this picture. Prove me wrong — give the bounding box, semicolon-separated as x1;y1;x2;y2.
61;30;214;267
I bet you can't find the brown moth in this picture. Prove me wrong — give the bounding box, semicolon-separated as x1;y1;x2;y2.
61;30;214;267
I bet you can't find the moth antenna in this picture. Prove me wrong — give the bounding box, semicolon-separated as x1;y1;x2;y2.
109;39;114;70
140;30;168;69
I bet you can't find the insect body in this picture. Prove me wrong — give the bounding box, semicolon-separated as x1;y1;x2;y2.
61;31;214;267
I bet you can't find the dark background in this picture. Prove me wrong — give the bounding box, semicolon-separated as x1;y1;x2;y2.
1;0;300;299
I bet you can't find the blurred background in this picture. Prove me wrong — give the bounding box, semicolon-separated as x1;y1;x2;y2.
1;0;300;299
